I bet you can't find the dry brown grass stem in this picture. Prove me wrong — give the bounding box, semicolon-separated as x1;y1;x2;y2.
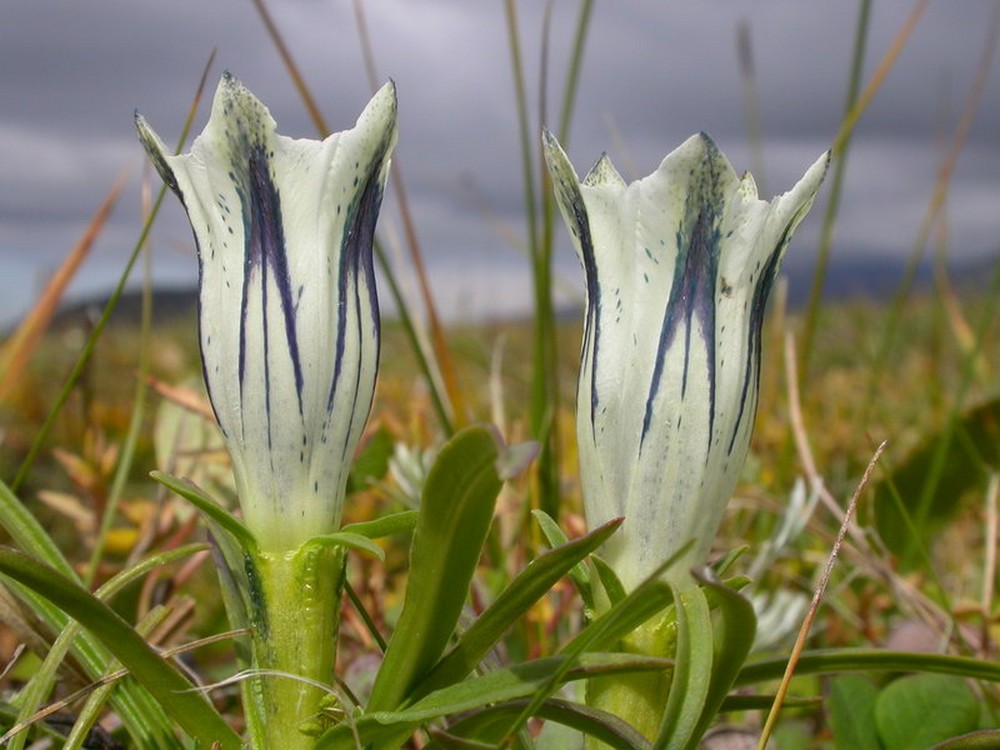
351;0;467;427
831;0;930;155
249;0;329;136
756;438;886;750
783;331;957;636
930;7;999;377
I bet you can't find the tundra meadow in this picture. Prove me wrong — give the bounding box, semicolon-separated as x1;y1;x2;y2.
1;2;999;749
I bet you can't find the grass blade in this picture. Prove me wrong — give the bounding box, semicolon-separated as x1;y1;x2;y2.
0;547;241;749
10;50;216;493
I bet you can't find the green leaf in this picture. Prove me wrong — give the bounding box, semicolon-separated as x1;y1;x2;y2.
532;509;595;613
719;694;821;712
875;674;980;750
828;674;881;750
366;425;505;712
426;697;652;750
0;479;76;576
0;479;178;749
346;425;395;494
930;730;1000;749
306;531;386;560
317;653;670;750
9;545;207;750
0;547;242;749
341;509;419;539
592;555;627;607
654;578;712;750
737;648;1000;686
873;396;1000;566
711;545;749;577
151;470;257;552
410;517;623;701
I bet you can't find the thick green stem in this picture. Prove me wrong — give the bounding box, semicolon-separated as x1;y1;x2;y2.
243;543;346;749
585;610;677;747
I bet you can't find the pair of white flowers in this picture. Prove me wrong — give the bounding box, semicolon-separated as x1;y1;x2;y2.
139;75;826;582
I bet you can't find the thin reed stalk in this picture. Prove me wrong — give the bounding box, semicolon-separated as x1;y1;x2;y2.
799;0;871;370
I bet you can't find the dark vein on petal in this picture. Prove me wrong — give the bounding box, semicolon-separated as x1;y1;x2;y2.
329;136;392;469
642;147;721;459
727;224;790;455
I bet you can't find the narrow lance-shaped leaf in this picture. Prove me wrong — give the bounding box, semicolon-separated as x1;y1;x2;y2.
366;425;506;712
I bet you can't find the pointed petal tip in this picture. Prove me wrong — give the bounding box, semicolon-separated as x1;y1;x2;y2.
541;129;572;175
217;70;244;101
541;127;563;154
583;152;625;188
679;131;718;156
134;112;163;153
794;149;832;199
354;80;399;152
664;132;723;172
372;78;397;106
134;113;178;191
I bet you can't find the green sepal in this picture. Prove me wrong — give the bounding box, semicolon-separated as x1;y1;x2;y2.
721;574;752;590
654;578;713;750
304;531;386;560
341;509;419;539
241;541;348;749
683;571;757;745
151;470;257;552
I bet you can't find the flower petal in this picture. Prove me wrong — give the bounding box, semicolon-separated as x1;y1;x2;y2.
139;75;397;548
546;131;827;589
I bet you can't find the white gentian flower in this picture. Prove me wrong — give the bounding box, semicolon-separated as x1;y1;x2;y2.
138;74;397;550
544;131;827;590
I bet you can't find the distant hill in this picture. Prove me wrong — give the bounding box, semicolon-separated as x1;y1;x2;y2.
43;253;997;331
49;287;198;330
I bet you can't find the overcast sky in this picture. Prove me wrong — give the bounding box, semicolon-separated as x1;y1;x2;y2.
2;1;999;323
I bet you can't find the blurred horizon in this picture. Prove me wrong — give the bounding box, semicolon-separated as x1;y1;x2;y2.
2;1;999;326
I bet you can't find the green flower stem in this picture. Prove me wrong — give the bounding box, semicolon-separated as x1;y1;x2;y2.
243;542;346;749
585;610;677;747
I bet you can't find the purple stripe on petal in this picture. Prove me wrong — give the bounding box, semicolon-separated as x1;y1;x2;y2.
641;158;721;456
327;139;392;419
727;227;787;456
